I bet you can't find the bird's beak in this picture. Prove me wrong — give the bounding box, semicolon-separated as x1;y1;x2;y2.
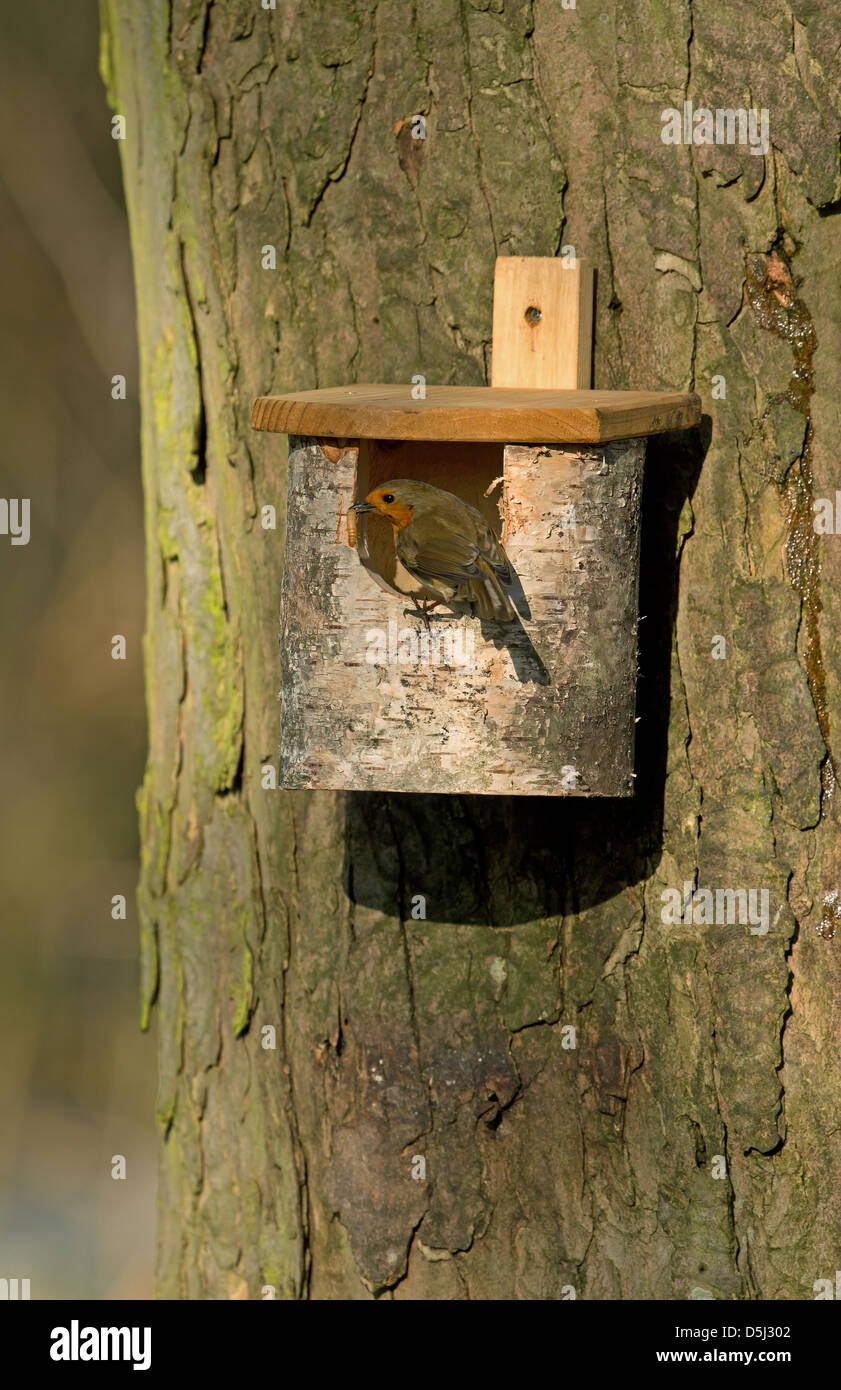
349;500;375;513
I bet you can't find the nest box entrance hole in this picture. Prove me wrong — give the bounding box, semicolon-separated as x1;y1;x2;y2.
351;438;505;599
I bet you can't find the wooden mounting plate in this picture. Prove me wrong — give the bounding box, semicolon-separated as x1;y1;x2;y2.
250;384;701;445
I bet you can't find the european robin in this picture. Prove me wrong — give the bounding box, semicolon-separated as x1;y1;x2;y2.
350;478;517;622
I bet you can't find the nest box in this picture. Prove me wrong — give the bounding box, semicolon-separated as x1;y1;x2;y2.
252;257;700;796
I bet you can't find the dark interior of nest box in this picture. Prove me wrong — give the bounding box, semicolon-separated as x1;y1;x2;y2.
352;438;505;598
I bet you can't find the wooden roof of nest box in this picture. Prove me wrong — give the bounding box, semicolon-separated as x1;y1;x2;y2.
250;383;699;445
251;256;701;797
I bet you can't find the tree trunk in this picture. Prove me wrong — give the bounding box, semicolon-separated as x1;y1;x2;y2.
102;0;841;1299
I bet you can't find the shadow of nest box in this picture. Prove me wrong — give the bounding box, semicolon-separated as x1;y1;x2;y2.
251;256;700;797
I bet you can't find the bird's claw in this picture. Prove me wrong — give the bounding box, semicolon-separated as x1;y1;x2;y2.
403;598;442;630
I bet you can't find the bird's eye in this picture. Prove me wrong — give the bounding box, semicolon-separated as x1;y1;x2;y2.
382;493;395;504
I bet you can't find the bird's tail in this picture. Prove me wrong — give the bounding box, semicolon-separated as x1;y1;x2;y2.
467;558;518;622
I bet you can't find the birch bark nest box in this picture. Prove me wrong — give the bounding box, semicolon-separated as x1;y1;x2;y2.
252;257;700;796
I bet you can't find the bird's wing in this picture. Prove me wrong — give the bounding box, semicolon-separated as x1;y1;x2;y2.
397;529;486;585
400;515;512;581
447;503;512;582
398;526;517;621
479;529;513;584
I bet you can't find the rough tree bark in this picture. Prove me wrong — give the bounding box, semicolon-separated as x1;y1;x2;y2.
102;0;841;1299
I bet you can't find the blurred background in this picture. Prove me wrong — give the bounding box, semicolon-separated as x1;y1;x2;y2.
0;1;155;1297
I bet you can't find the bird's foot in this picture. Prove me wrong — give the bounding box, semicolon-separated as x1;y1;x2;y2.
403;598;442;630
